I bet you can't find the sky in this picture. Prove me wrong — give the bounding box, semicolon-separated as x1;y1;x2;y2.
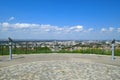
0;0;120;40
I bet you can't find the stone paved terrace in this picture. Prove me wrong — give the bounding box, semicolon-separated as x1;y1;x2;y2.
0;54;120;80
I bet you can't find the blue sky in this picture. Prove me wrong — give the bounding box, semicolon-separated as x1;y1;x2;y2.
0;0;120;40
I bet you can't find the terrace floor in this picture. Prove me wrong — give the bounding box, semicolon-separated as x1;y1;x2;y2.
0;54;120;80
0;53;120;68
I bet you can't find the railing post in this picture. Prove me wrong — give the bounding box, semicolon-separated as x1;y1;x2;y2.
9;42;12;60
8;37;13;60
111;39;115;61
112;43;115;61
2;45;3;55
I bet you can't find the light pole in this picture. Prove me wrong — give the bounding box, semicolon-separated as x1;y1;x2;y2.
111;39;115;61
8;37;13;60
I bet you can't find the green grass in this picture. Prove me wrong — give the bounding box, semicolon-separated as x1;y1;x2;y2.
0;46;9;55
12;47;52;54
0;46;120;56
58;48;120;56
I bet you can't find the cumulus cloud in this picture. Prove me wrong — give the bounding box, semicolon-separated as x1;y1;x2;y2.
75;25;83;32
0;22;120;40
88;28;94;32
8;17;15;21
0;22;117;34
55;27;63;31
40;24;59;32
83;28;94;33
1;22;9;27
45;29;50;32
14;23;40;28
1;22;10;31
1;22;40;29
109;27;114;32
101;28;107;32
118;28;120;32
100;27;115;33
69;25;83;32
0;22;85;33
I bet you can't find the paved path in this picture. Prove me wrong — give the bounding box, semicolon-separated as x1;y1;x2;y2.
0;54;120;80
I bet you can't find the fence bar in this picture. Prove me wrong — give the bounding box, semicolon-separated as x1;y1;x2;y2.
9;42;12;60
111;39;115;61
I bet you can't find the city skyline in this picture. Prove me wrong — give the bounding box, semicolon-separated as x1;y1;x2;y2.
0;0;120;40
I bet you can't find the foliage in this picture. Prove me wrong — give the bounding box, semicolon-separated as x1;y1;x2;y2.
0;45;120;56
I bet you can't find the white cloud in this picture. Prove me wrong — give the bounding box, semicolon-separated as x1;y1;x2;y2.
76;25;83;29
83;28;94;32
1;22;10;31
109;27;114;32
14;23;39;28
117;28;120;32
40;24;58;32
100;27;115;32
0;22;64;32
68;25;83;32
101;28;107;32
0;22;120;40
1;22;9;27
88;28;94;32
45;29;50;32
8;17;15;21
75;25;83;32
1;22;40;29
0;22;85;34
55;27;63;31
0;22;117;34
14;23;30;28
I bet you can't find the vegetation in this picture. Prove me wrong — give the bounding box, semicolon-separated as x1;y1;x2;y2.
58;48;120;56
0;45;120;56
0;46;52;55
0;45;9;55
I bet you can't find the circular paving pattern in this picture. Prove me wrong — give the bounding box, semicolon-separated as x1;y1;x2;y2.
0;61;120;80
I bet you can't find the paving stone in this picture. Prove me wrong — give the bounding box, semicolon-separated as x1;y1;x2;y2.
0;61;120;80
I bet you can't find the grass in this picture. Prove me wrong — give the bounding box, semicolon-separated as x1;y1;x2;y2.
0;46;120;56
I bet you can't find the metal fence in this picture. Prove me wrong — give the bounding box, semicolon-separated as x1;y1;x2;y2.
0;41;120;56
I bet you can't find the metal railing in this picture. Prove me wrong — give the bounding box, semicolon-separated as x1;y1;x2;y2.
0;41;120;56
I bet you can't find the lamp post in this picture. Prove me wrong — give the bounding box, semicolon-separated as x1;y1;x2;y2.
8;37;13;60
111;39;115;61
